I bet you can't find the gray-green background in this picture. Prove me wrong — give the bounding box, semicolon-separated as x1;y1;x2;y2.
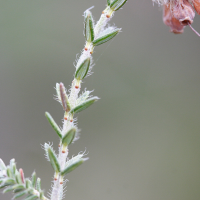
0;1;200;200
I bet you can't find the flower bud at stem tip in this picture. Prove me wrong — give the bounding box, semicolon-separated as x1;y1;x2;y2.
19;168;25;184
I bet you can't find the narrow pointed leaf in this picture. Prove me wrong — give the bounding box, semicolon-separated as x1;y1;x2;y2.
13;184;25;193
84;10;94;42
93;28;120;46
11;163;16;175
47;146;61;173
12;184;25;190
0;159;6;170
4;178;15;185
62;127;76;147
31;172;36;187
9;159;15;171
0;179;15;188
110;0;127;11
36;178;41;191
6;167;13;178
6;167;12;178
25;179;32;189
9;158;15;165
75;57;90;80
15;172;22;184
45;112;62;139
13;188;25;193
13;190;27;199
76;90;91;105
0;183;9;189
56;83;62;102
61;158;87;176
3;186;13;193
70;97;99;114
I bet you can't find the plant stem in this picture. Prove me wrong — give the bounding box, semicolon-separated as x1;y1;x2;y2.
94;11;111;38
50;6;115;200
50;120;70;200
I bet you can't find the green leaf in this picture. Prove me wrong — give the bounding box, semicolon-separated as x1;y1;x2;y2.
6;167;13;178
61;157;87;176
62;127;76;147
70;97;99;114
45;112;62;139
110;0;127;11
84;10;94;42
75;57;90;80
107;0;111;5
55;83;62;103
0;159;6;170
13;188;25;193
36;178;41;192
93;28;120;46
25;179;32;189
76;90;91;105
46;145;61;173
9;158;15;165
9;159;16;175
15;172;22;184
0;183;9;189
31;172;36;187
13;190;27;199
5;178;15;185
13;184;25;193
2;185;13;193
0;179;15;188
11;163;16;176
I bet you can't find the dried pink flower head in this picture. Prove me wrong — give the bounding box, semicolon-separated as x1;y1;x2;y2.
171;0;195;25
163;3;184;33
153;0;200;35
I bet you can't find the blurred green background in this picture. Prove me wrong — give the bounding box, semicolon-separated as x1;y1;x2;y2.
0;1;200;200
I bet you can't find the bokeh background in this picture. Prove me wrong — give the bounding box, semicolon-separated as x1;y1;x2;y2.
0;1;200;200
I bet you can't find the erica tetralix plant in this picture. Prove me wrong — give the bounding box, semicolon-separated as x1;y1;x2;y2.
153;0;200;36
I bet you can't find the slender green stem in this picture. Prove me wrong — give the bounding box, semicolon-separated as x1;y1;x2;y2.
50;5;117;200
